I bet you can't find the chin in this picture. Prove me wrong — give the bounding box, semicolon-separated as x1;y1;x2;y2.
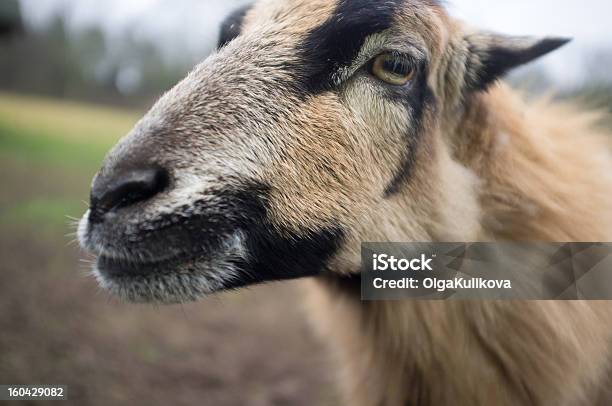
91;253;244;304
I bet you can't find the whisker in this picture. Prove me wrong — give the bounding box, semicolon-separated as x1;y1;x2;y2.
65;238;79;247
179;303;191;321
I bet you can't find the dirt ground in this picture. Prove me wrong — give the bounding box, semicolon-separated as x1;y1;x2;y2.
0;157;338;406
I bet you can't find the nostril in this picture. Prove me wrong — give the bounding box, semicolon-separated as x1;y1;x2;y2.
89;166;169;223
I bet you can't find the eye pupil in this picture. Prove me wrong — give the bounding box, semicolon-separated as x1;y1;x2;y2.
383;58;408;75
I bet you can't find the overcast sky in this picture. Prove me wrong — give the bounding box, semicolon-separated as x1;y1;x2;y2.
18;0;612;85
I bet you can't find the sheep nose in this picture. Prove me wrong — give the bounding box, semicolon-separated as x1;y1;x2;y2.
89;166;169;223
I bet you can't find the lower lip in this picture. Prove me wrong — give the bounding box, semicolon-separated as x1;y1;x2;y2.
96;255;187;277
94;234;230;278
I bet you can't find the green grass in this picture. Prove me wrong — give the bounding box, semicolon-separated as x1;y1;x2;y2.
0;121;113;169
0;92;141;169
0;92;141;142
0;198;84;230
0;92;142;230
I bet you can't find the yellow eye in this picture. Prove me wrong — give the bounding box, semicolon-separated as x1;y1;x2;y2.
370;53;415;86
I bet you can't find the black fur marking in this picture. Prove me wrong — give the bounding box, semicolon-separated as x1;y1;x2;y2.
384;64;435;196
217;4;253;49
224;183;346;289
321;272;362;298
470;37;571;91
297;0;406;94
226;226;346;290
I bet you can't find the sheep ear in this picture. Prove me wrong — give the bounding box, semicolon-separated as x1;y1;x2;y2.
466;33;571;91
218;4;253;49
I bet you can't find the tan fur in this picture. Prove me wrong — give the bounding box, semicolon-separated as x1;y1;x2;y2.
460;85;612;241
306;86;612;405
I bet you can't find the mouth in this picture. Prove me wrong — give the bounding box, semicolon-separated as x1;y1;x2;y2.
96;251;205;279
84;220;249;304
77;181;346;304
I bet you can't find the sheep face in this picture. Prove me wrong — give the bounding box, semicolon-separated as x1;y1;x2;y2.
78;0;568;303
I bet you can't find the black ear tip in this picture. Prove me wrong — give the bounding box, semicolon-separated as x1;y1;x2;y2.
526;37;572;61
542;37;573;51
467;33;573;92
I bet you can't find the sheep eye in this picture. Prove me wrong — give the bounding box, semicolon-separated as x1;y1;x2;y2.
370;53;415;86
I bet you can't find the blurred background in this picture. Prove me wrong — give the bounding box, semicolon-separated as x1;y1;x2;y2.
0;1;610;405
